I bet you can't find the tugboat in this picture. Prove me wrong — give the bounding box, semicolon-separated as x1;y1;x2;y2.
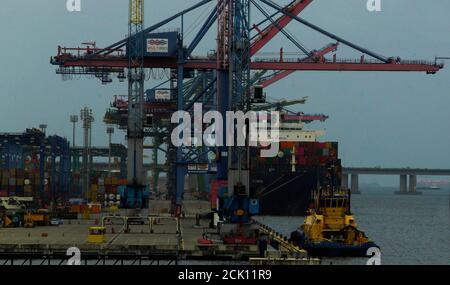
290;187;379;257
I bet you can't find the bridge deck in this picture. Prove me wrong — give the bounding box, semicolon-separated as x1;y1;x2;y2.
343;167;450;176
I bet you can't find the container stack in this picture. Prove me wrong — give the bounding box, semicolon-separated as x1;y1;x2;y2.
0;168;28;197
85;174;126;204
0;169;9;197
0;165;63;200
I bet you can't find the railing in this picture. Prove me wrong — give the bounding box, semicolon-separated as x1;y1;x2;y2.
0;252;179;266
57;46;125;58
253;56;439;66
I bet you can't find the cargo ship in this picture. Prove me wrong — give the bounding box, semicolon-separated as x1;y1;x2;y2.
251;113;342;216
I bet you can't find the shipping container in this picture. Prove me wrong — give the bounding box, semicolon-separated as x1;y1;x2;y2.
71;205;81;213
88;203;101;214
9;178;16;186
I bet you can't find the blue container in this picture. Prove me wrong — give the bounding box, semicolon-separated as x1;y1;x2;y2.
145;32;179;57
118;185;126;197
128;32;179;58
119;185;149;209
218;186;228;198
249;199;259;215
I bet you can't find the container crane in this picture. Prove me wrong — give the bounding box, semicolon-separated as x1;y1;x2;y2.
50;0;443;228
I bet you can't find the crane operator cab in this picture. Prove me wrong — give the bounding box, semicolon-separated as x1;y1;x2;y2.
87;226;106;243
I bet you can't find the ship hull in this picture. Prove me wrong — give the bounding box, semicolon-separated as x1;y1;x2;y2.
302;241;379;257
254;169;318;216
251;142;341;216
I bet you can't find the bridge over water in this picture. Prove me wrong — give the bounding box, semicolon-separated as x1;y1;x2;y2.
342;167;450;195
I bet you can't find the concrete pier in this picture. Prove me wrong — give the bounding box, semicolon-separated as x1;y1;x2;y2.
0;216;259;261
350;174;361;194
399;174;407;193
409;175;416;193
395;174;422;195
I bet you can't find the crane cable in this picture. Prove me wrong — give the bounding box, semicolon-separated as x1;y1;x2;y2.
184;2;216;39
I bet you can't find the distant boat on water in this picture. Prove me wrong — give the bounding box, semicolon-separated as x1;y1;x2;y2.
417;184;441;190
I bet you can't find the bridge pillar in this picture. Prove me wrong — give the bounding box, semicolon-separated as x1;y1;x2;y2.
350;174;360;194
399;175;407;193
341;174;349;190
409;175;416;193
408;175;422;195
395;174;422;195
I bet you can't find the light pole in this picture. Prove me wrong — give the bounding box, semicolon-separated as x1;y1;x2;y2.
80;107;94;201
69;115;79;195
70;115;78;148
107;127;114;178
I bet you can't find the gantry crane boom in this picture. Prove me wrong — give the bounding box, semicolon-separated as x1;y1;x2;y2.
52;51;442;73
257;43;339;88
251;0;313;56
51;0;442;74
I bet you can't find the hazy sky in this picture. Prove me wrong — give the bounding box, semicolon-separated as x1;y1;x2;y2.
0;0;449;184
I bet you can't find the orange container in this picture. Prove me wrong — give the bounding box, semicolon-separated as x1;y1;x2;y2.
280;142;296;149
71;205;81;213
89;203;101;214
81;205;88;213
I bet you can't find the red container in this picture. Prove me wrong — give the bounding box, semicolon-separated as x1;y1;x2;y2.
319;156;328;164
296;147;305;156
298;156;307;165
280;141;295;149
317;142;326;148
